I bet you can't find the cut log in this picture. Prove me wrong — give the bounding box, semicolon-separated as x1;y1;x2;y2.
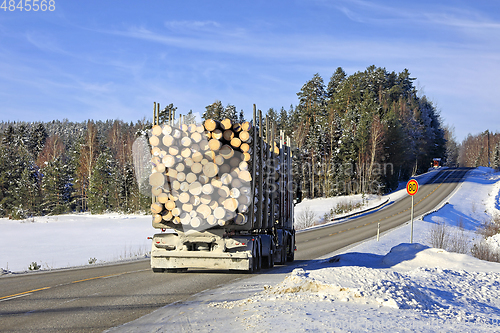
191;162;203;174
181;147;191;158
168;146;179;156
230;187;241;199
175;163;185;172
177;172;186;182
231;177;242;189
212;129;223;140
196;124;205;133
165;200;176;211
240;142;250;153
162;124;173;136
151;147;161;156
207;215;217;225
162;134;175;147
181;137;192;147
204;119;219;132
192;151;203;163
184;157;194;167
218;186;230;198
241;121;252;131
172;129;182;139
230;137;241;148
208;139;221;151
182;203;193;213
179;181;189;192
187;124;197;133
190;131;203;143
151;202;163;214
149;172;165;187
162;155;176;168
152;125;163;136
220;145;234;159
232;123;241;132
210;177;222;188
238;130;250;142
149;135;160;147
223;130;234;141
171;207;181;217
202;183;214;195
219;163;231;175
190;216;201;228
200;194;212;205
189;195;200;206
223;198;238;212
202;162;219;178
243;152;251;162
166;168;178;180
235;213;247;225
185;172;197;184
238;204;249;213
180;212;191;225
220;173;233;186
180;124;188;133
153;214;163;224
239;170;252;182
172;180;181;191
214;155;225;166
196;204;211;218
158;192;169;203
199;139;210;151
239;161;249;171
209;200;218;210
213;207;226;220
162;211;173;222
188;181;202;196
151;187;163;196
179;192;190;204
198;174;209;185
220;118;232;130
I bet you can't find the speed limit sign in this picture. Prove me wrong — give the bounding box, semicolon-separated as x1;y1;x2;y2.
406;179;419;196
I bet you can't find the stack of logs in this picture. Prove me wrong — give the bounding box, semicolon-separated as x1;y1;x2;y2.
149;118;259;230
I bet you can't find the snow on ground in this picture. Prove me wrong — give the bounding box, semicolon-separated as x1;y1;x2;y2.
294;168;440;230
0;213;152;273
108;167;500;332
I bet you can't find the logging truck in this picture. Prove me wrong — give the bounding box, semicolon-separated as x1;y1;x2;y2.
148;104;295;272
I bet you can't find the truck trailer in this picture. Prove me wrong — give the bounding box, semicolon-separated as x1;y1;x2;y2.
148;104;295;272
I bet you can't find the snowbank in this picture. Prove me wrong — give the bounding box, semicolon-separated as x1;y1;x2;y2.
111;243;500;332
0;213;152;273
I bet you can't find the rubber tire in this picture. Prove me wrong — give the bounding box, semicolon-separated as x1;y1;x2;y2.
152;268;165;273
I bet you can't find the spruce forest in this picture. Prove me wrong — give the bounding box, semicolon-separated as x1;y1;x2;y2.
1;65;498;219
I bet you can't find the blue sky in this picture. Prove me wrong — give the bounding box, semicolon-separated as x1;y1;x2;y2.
1;0;499;141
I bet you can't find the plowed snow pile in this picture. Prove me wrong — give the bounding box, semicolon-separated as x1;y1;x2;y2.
211;243;500;331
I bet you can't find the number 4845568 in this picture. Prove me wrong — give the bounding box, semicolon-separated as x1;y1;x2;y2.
1;0;56;11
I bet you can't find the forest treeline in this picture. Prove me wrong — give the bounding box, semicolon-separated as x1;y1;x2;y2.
1;65;497;218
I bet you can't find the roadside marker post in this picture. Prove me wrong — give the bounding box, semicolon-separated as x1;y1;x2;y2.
406;179;419;243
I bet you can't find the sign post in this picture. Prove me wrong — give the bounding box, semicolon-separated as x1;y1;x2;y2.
406;179;419;243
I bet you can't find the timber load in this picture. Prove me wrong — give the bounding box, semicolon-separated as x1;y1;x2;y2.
148;104;294;233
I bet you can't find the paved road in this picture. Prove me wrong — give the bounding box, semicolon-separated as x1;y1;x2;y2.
0;168;468;332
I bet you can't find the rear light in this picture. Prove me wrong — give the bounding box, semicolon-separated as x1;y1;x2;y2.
147;237;153;240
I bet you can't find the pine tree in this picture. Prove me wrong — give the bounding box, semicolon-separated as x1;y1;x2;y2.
158;103;177;124
221;104;237;122
88;150;117;213
238;109;246;123
203;101;224;121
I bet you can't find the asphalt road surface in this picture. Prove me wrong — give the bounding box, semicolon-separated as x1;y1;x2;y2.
0;168;469;332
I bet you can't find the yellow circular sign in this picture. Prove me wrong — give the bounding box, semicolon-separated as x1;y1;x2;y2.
406;179;419;196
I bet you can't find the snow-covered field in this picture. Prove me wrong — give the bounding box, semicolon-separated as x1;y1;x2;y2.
0;213;152;273
2;167;500;332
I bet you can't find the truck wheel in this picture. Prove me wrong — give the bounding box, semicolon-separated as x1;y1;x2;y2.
152;268;165;273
